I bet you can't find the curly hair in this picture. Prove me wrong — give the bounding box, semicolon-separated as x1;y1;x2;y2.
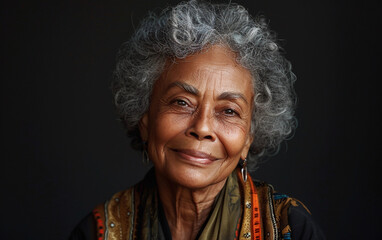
112;0;297;170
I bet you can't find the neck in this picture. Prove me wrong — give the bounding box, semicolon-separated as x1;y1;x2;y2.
156;172;226;240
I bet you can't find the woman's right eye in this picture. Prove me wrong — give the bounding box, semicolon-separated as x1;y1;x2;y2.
174;99;188;106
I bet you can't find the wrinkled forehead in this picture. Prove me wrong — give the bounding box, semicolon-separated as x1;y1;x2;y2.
156;45;254;95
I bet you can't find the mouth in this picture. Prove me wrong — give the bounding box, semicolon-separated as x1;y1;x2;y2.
171;149;218;164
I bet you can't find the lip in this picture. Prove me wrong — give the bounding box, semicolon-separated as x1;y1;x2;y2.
172;149;218;164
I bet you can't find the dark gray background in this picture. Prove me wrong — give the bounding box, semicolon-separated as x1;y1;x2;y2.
1;0;380;239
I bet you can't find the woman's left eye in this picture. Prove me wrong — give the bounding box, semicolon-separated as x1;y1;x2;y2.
224;109;238;116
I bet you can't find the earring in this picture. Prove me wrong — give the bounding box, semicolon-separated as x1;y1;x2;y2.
142;141;150;164
240;158;248;182
142;150;150;164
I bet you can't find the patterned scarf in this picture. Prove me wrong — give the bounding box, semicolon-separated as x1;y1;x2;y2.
93;168;273;240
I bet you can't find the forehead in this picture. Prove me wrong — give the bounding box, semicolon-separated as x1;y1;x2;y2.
157;45;254;95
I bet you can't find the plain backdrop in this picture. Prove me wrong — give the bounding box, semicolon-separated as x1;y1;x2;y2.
1;0;381;239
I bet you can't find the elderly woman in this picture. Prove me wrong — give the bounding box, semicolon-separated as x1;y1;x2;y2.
70;1;325;239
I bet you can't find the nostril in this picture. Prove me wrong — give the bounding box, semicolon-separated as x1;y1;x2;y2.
188;131;213;140
190;132;199;139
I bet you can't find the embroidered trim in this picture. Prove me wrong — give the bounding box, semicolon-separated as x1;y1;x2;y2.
237;169;262;240
249;178;262;240
93;208;105;240
268;186;278;240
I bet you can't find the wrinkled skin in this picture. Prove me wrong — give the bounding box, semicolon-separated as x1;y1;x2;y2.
139;45;254;240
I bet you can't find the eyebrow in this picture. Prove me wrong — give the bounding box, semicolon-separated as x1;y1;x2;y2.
218;92;248;104
168;81;199;96
167;81;248;104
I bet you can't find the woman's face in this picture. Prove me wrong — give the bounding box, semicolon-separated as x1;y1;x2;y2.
140;45;254;189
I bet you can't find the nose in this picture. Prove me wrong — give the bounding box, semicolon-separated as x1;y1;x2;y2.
186;108;216;141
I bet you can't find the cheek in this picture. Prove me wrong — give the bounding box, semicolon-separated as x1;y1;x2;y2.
150;113;189;147
216;123;248;158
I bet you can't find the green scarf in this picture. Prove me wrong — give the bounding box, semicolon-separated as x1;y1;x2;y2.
93;168;281;240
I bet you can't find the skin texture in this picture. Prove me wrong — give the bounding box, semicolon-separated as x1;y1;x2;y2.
139;45;254;240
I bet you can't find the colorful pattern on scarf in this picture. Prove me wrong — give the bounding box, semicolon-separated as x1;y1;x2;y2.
93;168;310;240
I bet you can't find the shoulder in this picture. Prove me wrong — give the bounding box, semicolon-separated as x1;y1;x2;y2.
272;192;326;240
286;198;326;240
253;180;325;240
69;188;135;240
69;171;155;240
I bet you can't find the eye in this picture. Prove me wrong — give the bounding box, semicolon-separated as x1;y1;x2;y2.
224;108;238;116
171;98;190;107
175;99;188;106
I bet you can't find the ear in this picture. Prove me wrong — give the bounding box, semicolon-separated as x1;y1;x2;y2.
138;113;149;142
240;134;253;160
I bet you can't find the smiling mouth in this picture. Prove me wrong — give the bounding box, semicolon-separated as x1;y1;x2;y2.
172;149;218;164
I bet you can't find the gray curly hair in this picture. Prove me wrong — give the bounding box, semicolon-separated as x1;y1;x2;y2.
112;0;297;170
